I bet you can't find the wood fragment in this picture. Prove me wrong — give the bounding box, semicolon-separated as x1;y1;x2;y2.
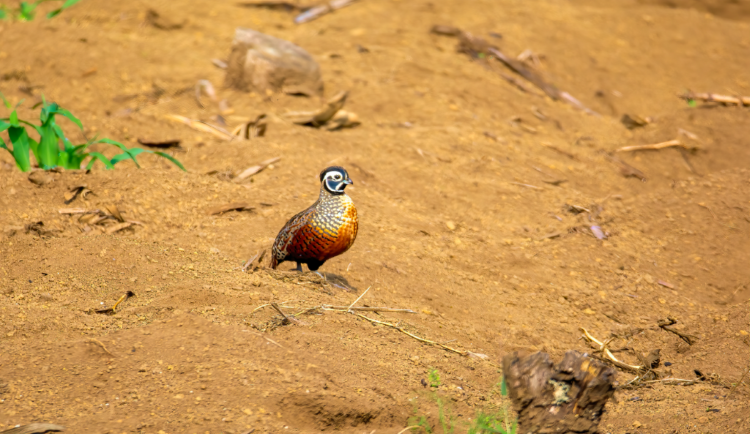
207;202;254;216
510;182;543;190
231;114;268;140
165;114;234;141
294;0;358;24
580;328;642;372
233;157;280;183
104;204;125;222
137;138;181;149
58;208;101;215
322;305;415;313
0;423;66;434
657;317;697;345
63;185;89;204
283;91;348;126
347;286;371;311
616;139;697;153
679;92;750;106
105;222;134;235
503;351;616;434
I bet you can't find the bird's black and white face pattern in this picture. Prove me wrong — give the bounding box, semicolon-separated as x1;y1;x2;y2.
319;166;353;195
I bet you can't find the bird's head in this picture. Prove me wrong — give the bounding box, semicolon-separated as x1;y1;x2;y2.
319;166;353;195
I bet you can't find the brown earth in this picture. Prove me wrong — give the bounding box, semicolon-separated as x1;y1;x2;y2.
1;0;749;433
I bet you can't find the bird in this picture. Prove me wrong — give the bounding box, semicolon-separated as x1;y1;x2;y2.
270;166;358;273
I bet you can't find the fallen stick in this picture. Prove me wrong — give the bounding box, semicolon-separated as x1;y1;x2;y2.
657;317;697;345
164;114;234;141
444;28;598;115
294;0;358;24
58;208;102;215
322;305;415;313
679;92;750;106
616;139;697;153
347;286;371;311
0;423;66;434
580;328;642;372
233;157;280;183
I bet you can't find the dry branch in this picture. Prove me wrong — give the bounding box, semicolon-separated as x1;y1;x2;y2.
616;139;698;153
164;114;234;140
679;92;750;106
0;423;66;434
580;328;642;372
657;317;697;345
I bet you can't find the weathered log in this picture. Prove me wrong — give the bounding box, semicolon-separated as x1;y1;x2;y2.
502;351;616;434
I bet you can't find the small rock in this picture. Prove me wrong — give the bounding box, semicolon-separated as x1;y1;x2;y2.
445;221;456;231
698;416;708;423
224;28;323;96
174;394;184;399
583;308;596;315
632;421;642;428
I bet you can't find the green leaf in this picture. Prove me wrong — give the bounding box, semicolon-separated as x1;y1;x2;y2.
153;151;186;171
0;119;10;133
9;110;19;127
0;8;7;20
8;126;32;171
52;124;73;150
501;376;508;397
0;92;10;109
93;138;141;168
18;1;38;21
0;136;8;151
85;152;114;170
28;136;40;165
37;123;59;169
47;0;82;18
49;105;83;131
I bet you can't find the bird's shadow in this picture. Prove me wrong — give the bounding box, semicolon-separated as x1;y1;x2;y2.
321;273;357;292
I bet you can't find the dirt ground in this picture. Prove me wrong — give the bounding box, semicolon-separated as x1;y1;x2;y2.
1;0;749;433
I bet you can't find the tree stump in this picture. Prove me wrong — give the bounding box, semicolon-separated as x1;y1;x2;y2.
502;351;616;434
224;28;324;97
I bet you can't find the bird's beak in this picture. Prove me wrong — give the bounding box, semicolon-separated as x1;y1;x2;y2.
344;178;353;185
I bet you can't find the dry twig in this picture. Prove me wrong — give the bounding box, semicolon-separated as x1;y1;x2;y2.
580;328;642;372
616;139;698;153
657;317;698;345
86;338;114;357
679;92;750;106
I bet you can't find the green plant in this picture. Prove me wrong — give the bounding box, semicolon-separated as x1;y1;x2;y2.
0;92;185;172
409;372;518;434
408;369;455;434
1;0;82;21
467;377;517;434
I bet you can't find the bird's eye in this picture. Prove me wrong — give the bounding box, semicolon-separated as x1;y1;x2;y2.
334;174;342;180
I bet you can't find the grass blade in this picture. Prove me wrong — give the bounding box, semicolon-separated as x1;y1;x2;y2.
52;123;73;150
0;92;9;108
85;152;114;170
47;0;82;18
8;126;32;171
153;151;187;171
50;105;83;130
93;138;141;168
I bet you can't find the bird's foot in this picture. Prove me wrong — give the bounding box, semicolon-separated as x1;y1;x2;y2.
295;262;303;272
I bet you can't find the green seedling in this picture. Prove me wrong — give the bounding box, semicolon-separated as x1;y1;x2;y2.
0;0;82;21
0;92;185;172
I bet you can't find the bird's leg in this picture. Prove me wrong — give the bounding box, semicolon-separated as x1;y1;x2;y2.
295;262;303;272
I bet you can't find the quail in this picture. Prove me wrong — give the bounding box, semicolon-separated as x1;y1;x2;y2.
271;166;358;272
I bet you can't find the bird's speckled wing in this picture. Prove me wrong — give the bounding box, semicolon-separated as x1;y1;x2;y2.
270;202;317;268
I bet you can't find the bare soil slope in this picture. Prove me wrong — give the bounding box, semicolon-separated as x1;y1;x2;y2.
1;0;749;433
